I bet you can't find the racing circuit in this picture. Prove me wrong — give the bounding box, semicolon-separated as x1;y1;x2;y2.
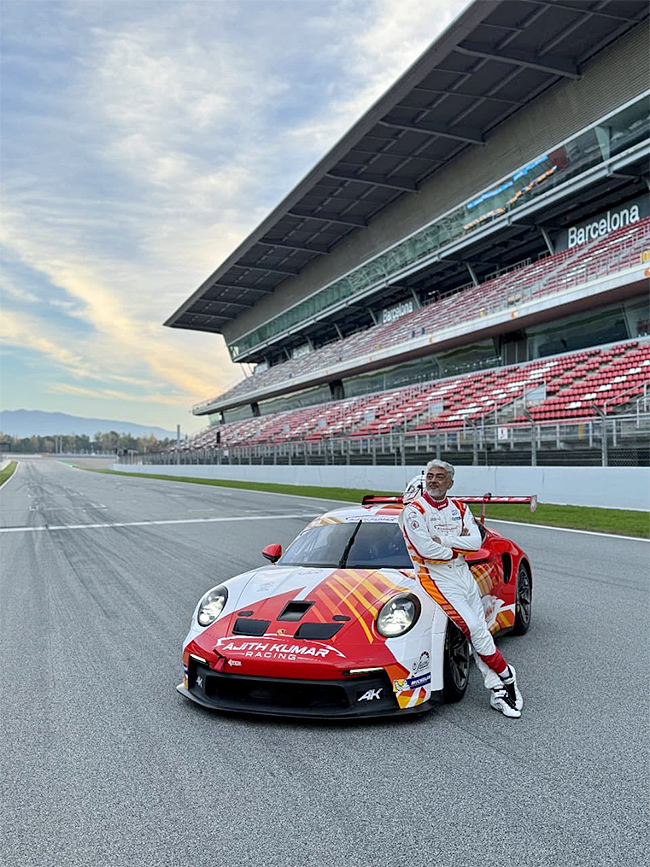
1;460;648;867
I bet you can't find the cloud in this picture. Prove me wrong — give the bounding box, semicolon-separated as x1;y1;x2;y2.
48;383;187;407
0;310;89;378
1;0;472;430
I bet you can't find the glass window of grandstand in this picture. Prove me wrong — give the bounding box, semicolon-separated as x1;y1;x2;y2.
229;93;649;361
257;384;331;417
343;341;500;398
528;298;649;360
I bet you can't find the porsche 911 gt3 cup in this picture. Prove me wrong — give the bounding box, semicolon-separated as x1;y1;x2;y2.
177;494;534;718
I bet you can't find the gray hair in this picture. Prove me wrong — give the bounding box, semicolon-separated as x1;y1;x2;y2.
425;458;455;480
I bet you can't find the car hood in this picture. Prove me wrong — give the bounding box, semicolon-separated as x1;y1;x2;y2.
187;564;417;678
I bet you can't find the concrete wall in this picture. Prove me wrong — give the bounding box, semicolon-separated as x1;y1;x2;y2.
112;463;650;512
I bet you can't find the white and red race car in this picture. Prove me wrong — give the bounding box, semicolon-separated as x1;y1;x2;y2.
177;494;534;718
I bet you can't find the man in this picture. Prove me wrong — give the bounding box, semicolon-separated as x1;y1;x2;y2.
399;460;523;718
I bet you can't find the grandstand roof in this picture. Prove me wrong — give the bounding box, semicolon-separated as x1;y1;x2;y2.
165;0;649;337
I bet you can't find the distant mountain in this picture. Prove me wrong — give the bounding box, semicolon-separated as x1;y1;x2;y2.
0;410;176;439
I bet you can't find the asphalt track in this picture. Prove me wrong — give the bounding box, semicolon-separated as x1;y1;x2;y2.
1;460;648;867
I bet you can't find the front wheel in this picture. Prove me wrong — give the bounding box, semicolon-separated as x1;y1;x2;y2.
442;621;470;703
512;561;532;635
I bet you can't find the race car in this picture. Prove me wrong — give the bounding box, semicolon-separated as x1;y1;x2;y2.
177;493;534;719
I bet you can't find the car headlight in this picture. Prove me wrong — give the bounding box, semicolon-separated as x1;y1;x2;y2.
376;594;420;638
197;586;228;627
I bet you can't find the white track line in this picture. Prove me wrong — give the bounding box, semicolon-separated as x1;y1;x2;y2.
0;513;316;534
487;518;649;542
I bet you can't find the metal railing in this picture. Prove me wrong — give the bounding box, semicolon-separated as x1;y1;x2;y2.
122;412;650;469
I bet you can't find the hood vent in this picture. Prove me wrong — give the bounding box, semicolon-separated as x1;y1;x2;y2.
278;601;314;621
294;623;343;640
233;618;270;636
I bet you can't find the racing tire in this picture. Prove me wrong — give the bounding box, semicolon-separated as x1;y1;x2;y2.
442;621;470;703
512;561;532;635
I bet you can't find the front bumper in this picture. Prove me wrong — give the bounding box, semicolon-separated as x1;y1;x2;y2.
177;660;431;719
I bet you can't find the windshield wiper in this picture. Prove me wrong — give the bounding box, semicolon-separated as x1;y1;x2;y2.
338;521;362;568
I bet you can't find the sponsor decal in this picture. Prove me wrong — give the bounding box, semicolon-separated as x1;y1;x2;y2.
393;673;431;693
408;674;431;689
344;515;395;523
434;522;459;533
226;659;242;667
215;638;346;660
358;688;382;701
412;651;430;674
196;676;204;688
410;520;420;530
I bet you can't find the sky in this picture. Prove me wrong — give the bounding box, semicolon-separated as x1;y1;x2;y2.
1;0;472;434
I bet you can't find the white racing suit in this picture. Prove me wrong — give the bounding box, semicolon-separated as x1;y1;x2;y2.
399;492;506;690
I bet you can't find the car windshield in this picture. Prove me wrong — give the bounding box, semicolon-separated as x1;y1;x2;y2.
279;520;412;569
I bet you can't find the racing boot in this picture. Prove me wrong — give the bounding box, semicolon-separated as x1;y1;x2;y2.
500;664;523;711
490;686;521;718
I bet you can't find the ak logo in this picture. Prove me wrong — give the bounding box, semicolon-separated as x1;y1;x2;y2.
358;688;382;702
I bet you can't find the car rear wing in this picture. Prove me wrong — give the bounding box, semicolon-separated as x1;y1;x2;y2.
456;494;538;524
362;492;537;524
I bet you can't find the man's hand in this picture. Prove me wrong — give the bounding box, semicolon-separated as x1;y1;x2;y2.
431;533;441;543
460;526;469;536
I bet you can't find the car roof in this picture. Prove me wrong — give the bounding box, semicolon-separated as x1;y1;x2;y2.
314;501;403;524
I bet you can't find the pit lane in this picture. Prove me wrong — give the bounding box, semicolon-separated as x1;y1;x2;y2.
1;459;647;867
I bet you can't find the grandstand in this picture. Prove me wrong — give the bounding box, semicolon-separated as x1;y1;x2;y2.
164;0;650;467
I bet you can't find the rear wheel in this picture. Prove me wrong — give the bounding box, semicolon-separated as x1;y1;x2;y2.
442;621;470;703
512;561;532;635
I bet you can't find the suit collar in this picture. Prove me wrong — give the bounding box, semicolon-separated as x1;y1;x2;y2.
423;491;448;509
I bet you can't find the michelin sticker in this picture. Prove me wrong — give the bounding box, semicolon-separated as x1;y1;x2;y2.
393;673;431;693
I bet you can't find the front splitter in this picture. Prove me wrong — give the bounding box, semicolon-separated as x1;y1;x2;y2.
176;682;433;720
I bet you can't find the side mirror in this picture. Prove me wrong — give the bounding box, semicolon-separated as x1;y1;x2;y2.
262;543;282;564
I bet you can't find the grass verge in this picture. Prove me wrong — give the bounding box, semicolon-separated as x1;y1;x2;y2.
0;461;17;487
77;466;649;539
